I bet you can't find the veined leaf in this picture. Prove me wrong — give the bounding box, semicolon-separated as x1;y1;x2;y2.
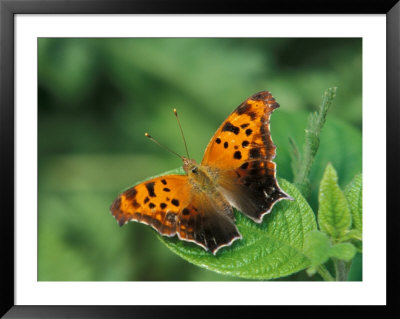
159;178;317;280
318;163;351;241
345;173;362;232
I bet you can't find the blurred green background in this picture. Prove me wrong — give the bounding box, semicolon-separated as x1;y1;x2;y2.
38;38;362;281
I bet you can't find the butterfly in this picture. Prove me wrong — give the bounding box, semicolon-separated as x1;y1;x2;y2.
110;91;290;255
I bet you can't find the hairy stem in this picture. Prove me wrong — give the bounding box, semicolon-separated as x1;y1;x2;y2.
293;87;337;197
334;259;349;281
316;264;335;281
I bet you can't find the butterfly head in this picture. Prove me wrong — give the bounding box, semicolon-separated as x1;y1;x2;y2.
182;157;200;175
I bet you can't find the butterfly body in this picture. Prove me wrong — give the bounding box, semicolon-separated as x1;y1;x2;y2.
111;91;290;254
184;158;219;195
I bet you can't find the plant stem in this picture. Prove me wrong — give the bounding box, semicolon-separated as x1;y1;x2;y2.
316;265;335;281
334;259;349;281
293;87;337;197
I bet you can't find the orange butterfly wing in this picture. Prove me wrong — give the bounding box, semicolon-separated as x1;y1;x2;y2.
111;175;189;236
201;91;290;222
110;175;241;254
202;91;279;167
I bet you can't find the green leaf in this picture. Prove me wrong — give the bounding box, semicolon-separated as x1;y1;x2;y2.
345;173;362;232
303;230;331;267
338;229;362;242
339;229;362;253
159;178;317;280
318;163;351;241
329;243;356;261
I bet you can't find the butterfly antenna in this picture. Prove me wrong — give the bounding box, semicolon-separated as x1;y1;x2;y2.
145;133;183;160
173;109;190;158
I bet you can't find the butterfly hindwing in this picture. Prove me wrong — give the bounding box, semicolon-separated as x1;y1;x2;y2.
178;191;241;254
217;160;289;222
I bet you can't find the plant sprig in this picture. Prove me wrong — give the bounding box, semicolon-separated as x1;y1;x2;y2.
303;164;362;281
291;87;337;198
289;87;362;281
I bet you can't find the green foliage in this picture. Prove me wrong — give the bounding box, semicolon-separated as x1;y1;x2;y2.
303;230;356;277
345;173;363;232
329;243;356;261
160;179;317;280
318;163;352;241
276;110;362;213
339;229;362;242
344;174;363;252
302;163;362;280
304;231;331;268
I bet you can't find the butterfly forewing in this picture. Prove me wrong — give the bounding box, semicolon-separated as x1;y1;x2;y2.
201;91;290;222
111;175;190;236
110;174;241;254
201;91;279;169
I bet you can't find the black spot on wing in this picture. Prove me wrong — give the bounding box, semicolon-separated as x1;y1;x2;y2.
216;138;221;144
132;200;140;208
245;129;253;136
247;111;257;120
234;151;242;159
222;122;240;135
145;182;156;197
125;188;137;199
161;179;167;185
236;102;250;115
171;199;180;207
224;141;228;149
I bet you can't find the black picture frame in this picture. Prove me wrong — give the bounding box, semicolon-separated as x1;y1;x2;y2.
1;0;398;317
